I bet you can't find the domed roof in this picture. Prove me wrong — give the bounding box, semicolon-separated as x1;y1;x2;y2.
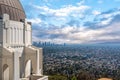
0;0;26;21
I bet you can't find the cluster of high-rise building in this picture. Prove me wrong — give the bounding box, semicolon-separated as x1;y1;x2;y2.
33;41;66;47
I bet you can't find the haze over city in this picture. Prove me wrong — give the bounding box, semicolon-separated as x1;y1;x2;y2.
20;0;120;44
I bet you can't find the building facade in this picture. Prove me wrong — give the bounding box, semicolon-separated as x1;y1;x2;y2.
0;0;48;80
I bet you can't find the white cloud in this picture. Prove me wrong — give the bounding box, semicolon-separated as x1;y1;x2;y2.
30;3;90;27
27;18;42;24
99;18;112;25
32;4;90;17
99;10;120;19
33;21;120;44
92;10;101;15
77;0;85;5
95;9;120;25
28;2;120;44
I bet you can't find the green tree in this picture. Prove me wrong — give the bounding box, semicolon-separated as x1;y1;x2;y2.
49;75;67;80
71;76;77;80
77;71;94;80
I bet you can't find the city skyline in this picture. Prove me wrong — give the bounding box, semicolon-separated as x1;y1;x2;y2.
21;0;120;44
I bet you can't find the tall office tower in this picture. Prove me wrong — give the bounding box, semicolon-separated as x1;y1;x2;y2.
0;0;48;80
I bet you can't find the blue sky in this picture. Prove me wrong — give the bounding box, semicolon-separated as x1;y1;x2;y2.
20;0;120;44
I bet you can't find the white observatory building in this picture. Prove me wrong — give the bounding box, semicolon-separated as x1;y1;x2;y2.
0;0;48;80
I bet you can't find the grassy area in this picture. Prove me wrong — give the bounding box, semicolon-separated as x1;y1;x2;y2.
48;75;67;80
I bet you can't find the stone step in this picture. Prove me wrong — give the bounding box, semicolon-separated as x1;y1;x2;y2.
20;78;29;80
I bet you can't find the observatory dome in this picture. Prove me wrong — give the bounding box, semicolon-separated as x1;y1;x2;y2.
0;0;26;21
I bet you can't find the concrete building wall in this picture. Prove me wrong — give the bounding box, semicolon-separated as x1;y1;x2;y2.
0;20;3;45
9;20;24;47
2;14;32;48
24;21;32;46
0;14;48;80
0;46;2;80
0;47;14;80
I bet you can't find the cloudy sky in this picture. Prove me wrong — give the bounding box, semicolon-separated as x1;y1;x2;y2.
20;0;120;44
